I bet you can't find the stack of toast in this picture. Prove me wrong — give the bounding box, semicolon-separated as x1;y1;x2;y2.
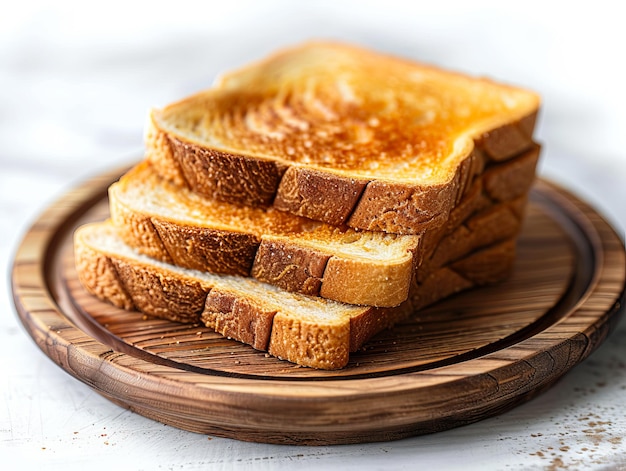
75;42;541;369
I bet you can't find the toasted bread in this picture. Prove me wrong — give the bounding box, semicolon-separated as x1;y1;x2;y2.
74;222;516;369
146;42;540;233
110;162;419;307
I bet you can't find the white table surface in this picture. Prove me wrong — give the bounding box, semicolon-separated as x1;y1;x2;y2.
2;1;625;469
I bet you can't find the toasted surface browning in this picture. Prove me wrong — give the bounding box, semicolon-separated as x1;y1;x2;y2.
152;42;539;180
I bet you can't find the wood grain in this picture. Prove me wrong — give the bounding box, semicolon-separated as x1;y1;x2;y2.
11;167;626;445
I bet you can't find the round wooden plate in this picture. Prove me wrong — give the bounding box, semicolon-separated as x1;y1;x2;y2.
12;168;625;445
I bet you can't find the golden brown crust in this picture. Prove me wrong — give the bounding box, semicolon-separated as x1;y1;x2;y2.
268;313;352;370
478;111;539;162
108;194;174;264
418;197;525;281
250;239;330;296
111;258;208;324
483;145;540;202
346;178;458;234
343;144;487;234
451;238;517;284
144;116;186;187
152;218;260;277
73;235;134;311
169;136;287;207
446;177;490;229
202;291;276;351
274;167;369;226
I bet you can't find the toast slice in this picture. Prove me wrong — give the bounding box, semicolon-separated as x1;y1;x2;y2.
109;148;533;307
146;41;540;234
109;162;420;307
75;221;516;370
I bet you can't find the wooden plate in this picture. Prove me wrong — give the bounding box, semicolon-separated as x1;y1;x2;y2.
12;168;625;445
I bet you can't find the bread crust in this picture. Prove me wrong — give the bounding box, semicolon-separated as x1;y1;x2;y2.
250;239;330;296
108;196;173;264
274;167;369;226
478;112;538;162
268;312;352;370
110;257;208;324
416;196;526;282
152;218;260;277
169;137;288;207
483;145;540;202
110;163;422;307
73;234;134;311
202;291;276;351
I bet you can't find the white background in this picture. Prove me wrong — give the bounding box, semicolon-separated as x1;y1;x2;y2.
1;1;625;469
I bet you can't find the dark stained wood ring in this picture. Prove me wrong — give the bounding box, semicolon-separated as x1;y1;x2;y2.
11;166;625;445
